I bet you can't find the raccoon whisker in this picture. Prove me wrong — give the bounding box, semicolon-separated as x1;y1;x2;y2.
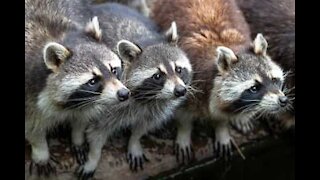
288;97;295;101
186;85;203;94
254;108;269;120
283;70;294;78
239;99;261;102
190;79;207;83
132;92;161;99
65;96;98;102
76;100;95;110
77;89;102;95
284;93;295;98
283;86;295;94
64;99;96;110
234;103;259;114
133;94;158;101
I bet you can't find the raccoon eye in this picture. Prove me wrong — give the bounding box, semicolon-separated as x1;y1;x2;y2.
111;67;118;75
87;77;99;86
153;73;162;80
176;66;182;74
272;77;279;83
249;86;258;93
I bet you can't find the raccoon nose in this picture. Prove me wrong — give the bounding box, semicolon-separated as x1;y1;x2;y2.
117;88;130;101
279;96;288;107
174;85;187;97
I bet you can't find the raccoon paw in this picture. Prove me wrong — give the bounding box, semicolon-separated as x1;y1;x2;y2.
174;143;195;165
29;156;58;177
231;118;255;134
71;143;89;165
213;140;234;160
127;152;149;172
75;165;95;180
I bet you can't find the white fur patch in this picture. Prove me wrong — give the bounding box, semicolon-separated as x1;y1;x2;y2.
128;139;144;157
159;64;168;74
176;55;192;72
175;114;193;148
109;54;122;68
269;61;284;81
92;67;102;76
260;93;280;110
101;79;127;103
160;79;175;98
215;123;231;145
31;143;50;163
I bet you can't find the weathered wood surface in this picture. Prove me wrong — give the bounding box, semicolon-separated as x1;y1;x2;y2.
25;121;277;180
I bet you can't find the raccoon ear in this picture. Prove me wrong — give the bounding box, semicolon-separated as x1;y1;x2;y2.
43;42;71;72
117;40;142;62
253;33;268;56
165;21;178;44
85;16;102;41
216;46;238;73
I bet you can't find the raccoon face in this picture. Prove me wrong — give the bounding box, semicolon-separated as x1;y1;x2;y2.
117;40;192;102
213;34;290;117
42;17;130;110
115;21;192;102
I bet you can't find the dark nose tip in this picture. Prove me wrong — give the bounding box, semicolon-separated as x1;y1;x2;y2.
279;96;288;107
117;88;130;101
174;85;187;97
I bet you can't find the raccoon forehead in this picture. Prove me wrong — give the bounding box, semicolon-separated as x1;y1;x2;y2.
102;53;122;68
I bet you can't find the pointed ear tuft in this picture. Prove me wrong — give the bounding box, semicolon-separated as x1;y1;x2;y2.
85;16;102;41
165;21;178;44
253;33;268;56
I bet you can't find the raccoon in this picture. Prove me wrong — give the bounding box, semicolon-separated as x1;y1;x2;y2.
237;0;295;129
151;0;290;162
25;0;129;177
76;3;192;178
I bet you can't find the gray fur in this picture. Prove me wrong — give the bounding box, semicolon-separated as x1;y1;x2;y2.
79;3;192;175
25;0;126;177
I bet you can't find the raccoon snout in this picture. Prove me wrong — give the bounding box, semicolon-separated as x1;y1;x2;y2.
174;85;187;97
117;88;130;101
279;96;288;107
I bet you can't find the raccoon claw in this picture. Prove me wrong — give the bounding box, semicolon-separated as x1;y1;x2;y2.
127;153;149;172
75;165;95;180
71;143;89;165
29;156;58;177
174;143;195;165
213;141;233;160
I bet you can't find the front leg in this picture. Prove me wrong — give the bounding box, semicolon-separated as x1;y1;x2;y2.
174;110;194;164
70;120;89;165
28;132;58;177
76;129;108;180
127;125;149;172
213;122;234;160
